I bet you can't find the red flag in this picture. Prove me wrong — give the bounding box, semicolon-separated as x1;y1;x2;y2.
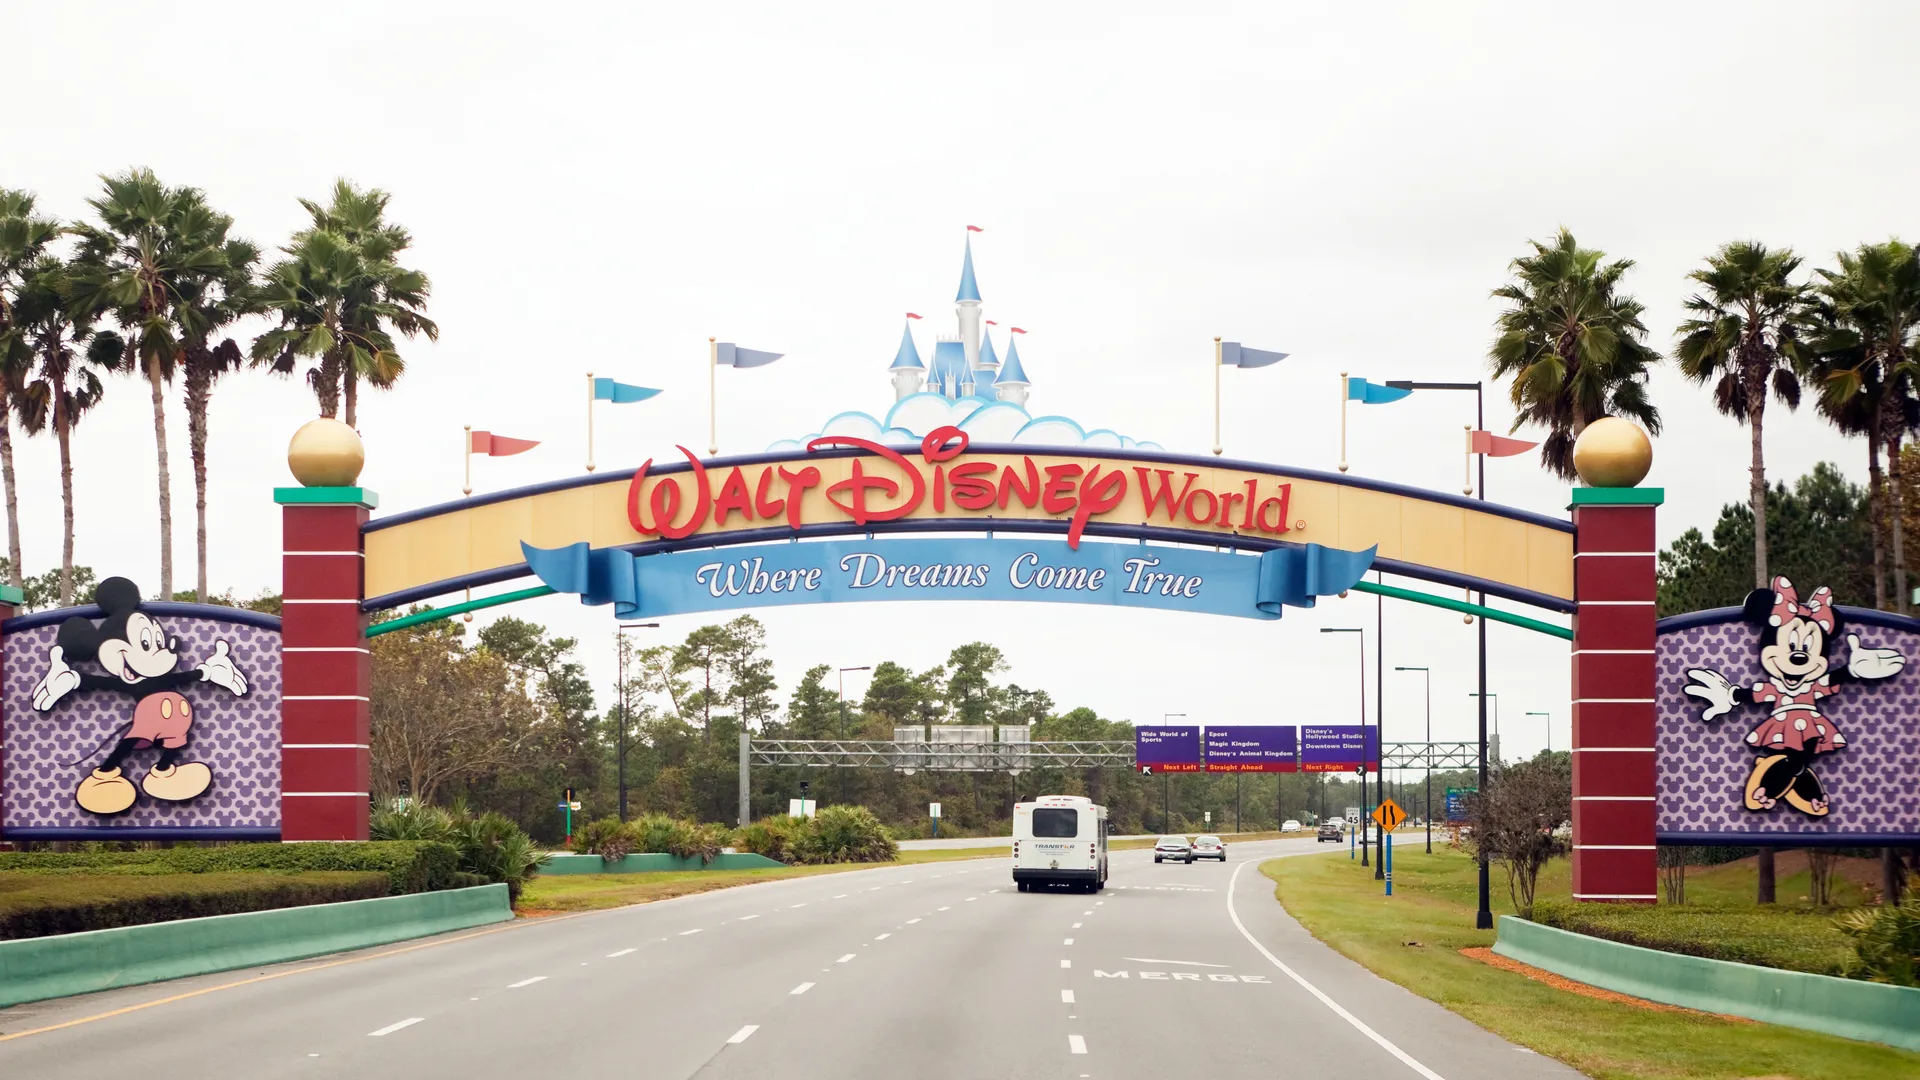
985;320;997;326
905;312;922;320
966;225;984;232
1470;430;1537;457
1010;327;1028;334
470;430;540;457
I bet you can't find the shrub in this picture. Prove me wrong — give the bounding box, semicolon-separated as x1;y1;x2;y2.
0;871;390;940
1836;883;1920;985
571;816;638;861
445;871;493;890
371;803;459;844
735;816;802;863
0;842;458;896
793;805;897;865
455;812;549;902
631;813;693;857
1532;899;1855;976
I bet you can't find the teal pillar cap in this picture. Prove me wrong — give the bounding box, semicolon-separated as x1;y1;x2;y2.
1568;487;1663;508
274;486;379;509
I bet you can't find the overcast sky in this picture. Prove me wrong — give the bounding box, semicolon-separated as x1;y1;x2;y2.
5;3;1916;764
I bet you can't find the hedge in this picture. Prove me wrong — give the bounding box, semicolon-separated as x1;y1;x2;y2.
0;871;391;940
0;842;460;896
1531;899;1856;976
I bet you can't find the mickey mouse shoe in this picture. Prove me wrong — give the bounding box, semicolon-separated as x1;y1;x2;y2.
141;761;212;802
76;768;138;815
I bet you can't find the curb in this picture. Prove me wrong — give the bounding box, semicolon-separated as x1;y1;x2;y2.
1493;915;1920;1050
0;884;512;1009
539;852;787;875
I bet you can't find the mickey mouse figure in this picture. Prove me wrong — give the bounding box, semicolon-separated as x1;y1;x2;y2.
1685;576;1904;817
29;577;249;816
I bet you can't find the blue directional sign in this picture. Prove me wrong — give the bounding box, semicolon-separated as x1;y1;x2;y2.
1135;726;1202;773
1299;726;1379;773
1203;726;1298;772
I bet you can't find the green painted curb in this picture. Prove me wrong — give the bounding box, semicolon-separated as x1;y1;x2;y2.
540;852;788;875
0;884;511;1008
1494;916;1920;1050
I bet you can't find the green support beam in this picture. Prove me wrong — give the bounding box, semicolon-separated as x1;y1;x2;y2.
364;586;557;638
1347;580;1572;641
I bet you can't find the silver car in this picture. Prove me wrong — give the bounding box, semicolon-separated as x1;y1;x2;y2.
1192;835;1226;861
1153;835;1193;863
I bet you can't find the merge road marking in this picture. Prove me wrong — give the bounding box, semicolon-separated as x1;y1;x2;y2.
1094;970;1270;983
367;1018;424;1037
1123;957;1228;967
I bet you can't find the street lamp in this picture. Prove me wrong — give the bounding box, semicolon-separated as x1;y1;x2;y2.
1320;627;1371;870
1395;666;1432;854
1527;711;1551;756
615;622;661;822
836;666;871;806
1162;712;1186;833
1464;689;1497;929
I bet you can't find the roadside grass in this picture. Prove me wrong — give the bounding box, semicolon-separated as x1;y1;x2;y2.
0;870;391;939
1261;847;1920;1080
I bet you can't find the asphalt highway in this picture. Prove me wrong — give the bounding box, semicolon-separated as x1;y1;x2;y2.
0;839;1584;1079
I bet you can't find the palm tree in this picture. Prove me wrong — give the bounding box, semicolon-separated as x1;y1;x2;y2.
175;235;260;601
1488;228;1663;479
1813;242;1920;613
253;180;435;426
0;190;59;593
9;253;122;605
1674;242;1814;588
70;169;231;600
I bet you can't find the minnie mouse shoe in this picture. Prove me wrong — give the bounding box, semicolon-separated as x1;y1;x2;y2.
76;768;137;815
141;761;212;802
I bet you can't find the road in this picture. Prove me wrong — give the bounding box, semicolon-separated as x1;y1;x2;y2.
0;839;1582;1079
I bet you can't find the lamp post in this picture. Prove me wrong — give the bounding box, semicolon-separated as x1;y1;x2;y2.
1527;711;1551;757
1395;666;1432;853
1468;692;1500;755
1319;628;1369;869
836;666;871;805
615;622;661;822
1162;712;1186;832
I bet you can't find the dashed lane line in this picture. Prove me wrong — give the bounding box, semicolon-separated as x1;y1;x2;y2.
907;918;922;924
727;1025;759;1044
367;1018;424;1037
1064;938;1075;945
791;982;815;995
606;948;636;958
739;914;759;921
875;933;892;940
506;977;546;989
1225;860;1447;1080
937;906;951;911
1072;922;1083;928
1069;1034;1088;1055
1061;990;1075;1004
1061;959;1071;969
680;929;704;936
836;953;856;964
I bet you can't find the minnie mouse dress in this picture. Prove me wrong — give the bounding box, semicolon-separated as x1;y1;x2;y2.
1745;676;1846;754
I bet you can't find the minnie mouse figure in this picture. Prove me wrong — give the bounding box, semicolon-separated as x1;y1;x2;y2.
28;577;249;816
1684;576;1904;817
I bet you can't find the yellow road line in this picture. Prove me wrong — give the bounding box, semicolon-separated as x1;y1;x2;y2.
0;913;582;1044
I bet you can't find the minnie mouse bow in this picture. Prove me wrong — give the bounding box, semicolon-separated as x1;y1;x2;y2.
1769;576;1835;632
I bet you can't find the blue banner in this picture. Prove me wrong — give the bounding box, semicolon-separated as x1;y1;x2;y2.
520;537;1373;623
1136;726;1201;771
1300;725;1380;772
1204;726;1298;772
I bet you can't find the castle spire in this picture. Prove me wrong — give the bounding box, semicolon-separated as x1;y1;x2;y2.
956;234;982;302
888;318;925;402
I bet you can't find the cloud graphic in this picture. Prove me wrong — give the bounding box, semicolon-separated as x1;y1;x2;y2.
766;395;1161;453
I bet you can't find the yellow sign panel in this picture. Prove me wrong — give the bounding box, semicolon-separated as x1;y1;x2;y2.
362;437;1573;605
1372;799;1407;831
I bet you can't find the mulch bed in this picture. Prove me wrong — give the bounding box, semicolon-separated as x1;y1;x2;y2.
1460;947;1753;1022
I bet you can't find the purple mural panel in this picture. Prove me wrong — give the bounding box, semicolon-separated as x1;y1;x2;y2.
2;612;281;837
1656;609;1920;842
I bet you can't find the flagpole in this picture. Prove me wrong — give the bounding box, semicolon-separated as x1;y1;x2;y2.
1212;337;1223;457
463;425;473;496
585;372;596;473
708;337;718;456
1338;371;1349;473
1464;425;1473;495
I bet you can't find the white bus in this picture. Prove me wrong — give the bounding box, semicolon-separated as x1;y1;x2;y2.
1012;795;1108;892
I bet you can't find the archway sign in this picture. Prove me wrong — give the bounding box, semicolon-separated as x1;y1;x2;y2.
2;416;1702;906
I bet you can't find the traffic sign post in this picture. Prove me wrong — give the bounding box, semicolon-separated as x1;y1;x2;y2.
930;801;941;838
1371;799;1406;896
558;787;577;845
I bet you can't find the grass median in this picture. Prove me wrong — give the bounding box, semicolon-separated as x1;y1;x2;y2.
1260;845;1920;1080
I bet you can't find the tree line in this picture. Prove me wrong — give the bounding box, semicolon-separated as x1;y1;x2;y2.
0;172;433;608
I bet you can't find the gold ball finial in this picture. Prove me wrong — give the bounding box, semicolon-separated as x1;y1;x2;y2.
287;418;366;487
1571;417;1653;488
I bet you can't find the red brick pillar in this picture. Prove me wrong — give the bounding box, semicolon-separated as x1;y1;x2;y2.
276;486;376;841
1569;486;1662;902
0;584;19;839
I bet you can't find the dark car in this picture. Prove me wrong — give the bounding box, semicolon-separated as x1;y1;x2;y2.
1316;823;1343;843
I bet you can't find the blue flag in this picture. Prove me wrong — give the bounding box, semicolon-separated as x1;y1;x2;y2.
1219;341;1289;368
714;343;784;369
594;378;662;404
522;541;641;618
1254;544;1377;616
1346;377;1411;404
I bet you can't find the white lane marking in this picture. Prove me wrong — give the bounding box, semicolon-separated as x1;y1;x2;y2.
869;886;883;891
739;914;759;920
1061;989;1076;1003
1064;938;1075;945
791;982;816;995
1069;1034;1088;1054
938;906;951;911
907;918;922;924
1072;922;1083;928
875;933;892;940
367;1018;423;1037
507;976;546;989
606;948;636;958
1123;957;1228;968
1061;959;1071;969
1226;861;1448;1080
1095;901;1104;906
680;929;704;936
727;1025;759;1044
902;879;914;883
836;953;856;963
966;896;978;901
790;903;808;908
1082;910;1093;915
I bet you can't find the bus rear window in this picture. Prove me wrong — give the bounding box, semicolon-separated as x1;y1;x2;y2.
1032;808;1079;837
